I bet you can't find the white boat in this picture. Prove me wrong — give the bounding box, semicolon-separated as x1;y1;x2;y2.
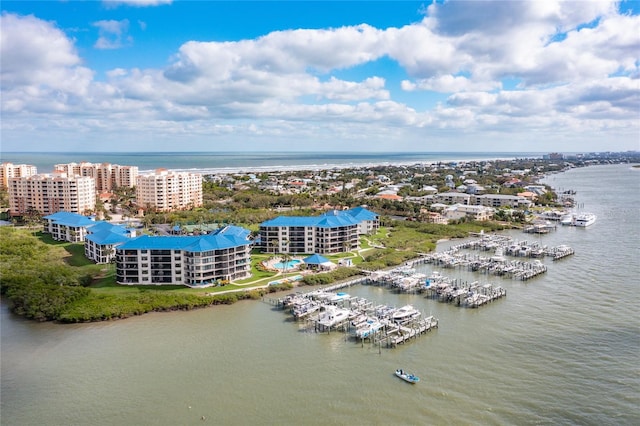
282;293;305;308
395;369;420;384
317;305;350;327
560;214;574;226
490;247;506;263
355;318;384;338
308;290;333;301
292;300;320;319
391;305;421;322
574;213;596;227
327;292;350;303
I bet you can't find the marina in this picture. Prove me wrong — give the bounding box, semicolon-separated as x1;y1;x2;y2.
557;212;598;227
275;289;440;349
424;279;507;308
523;221;557;234
261;220;590;363
409;233;575;280
1;164;637;426
269;231;577;346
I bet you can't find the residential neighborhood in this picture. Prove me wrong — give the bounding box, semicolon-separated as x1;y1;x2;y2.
1;151;638;290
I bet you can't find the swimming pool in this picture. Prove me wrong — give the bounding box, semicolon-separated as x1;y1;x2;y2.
273;259;302;270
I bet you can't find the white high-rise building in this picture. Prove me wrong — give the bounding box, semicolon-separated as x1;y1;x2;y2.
8;173;96;216
136;169;202;212
0;162;38;189
53;162;138;192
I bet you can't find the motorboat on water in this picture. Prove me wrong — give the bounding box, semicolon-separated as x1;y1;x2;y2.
395;369;420;384
317;305;350;327
307;290;333;301
292;300;320;319
560;214;574;226
282;293;305;308
574;213;596;227
355;318;385;338
327;292;350;303
391;305;421;322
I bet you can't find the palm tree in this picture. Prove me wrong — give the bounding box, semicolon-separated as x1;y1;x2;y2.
342;239;352;254
265;237;277;255
24;208;42;235
281;238;290;274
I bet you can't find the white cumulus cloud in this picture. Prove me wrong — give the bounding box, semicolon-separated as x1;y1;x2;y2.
93;19;131;49
1;0;638;153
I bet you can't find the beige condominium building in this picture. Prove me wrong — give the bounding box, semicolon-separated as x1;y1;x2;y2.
136;169;203;212
0;162;38;189
53;162;139;191
8;173;96;216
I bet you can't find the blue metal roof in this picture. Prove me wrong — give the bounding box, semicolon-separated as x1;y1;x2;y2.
260;213;358;228
315;215;359;228
85;230;131;246
85;222;132;245
43;211;95;227
303;253;331;264
260;216;323;227
216;225;251;239
260;207;376;229
344;206;378;221
88;221;130;235
118;225;251;252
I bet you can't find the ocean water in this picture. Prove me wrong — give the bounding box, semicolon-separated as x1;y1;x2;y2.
1;163;639;425
0;151;544;174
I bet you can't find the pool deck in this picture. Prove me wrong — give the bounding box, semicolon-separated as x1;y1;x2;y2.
262;257;305;272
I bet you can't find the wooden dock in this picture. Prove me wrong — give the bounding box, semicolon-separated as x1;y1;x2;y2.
382;316;439;348
269;288;440;349
424;279;506;308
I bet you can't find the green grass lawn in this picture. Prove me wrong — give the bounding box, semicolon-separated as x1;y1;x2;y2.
39;221;486;295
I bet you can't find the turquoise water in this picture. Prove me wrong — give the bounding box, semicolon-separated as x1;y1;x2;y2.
273;259;302;269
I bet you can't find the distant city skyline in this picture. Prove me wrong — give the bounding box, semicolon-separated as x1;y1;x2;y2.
1;1;639;153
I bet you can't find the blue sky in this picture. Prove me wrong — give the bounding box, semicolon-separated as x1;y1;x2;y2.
1;0;639;153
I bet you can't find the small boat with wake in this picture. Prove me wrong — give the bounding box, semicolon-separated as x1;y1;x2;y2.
395;369;419;384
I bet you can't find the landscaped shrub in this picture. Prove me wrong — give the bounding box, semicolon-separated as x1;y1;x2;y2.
301;267;363;286
245;289;266;299
266;282;294;293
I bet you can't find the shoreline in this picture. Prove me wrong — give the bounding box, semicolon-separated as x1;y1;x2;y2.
140;156;528;175
1;151;546;174
4;151;637;176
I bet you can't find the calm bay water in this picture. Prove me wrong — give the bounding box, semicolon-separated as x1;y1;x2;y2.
0;151;543;174
1;163;639;425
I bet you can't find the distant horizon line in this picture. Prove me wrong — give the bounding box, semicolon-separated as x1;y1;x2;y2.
2;150;607;155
